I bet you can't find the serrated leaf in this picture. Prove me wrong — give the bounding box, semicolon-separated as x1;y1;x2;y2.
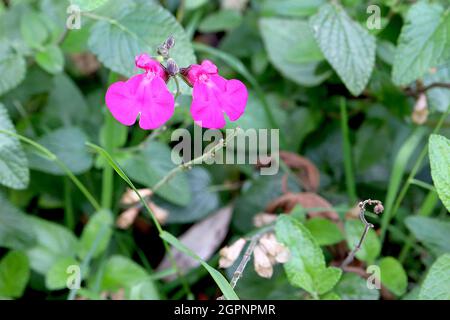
0;43;26;96
259;18;331;86
276;215;342;296
429;134;450;212
0;251;30;298
26;127;93;175
305;218;344;246
45;256;80;290
419;254;450;300
0;193;35;250
310;3;376;95
344;219;380;263
77;210;113;259
392;3;450;85
119;141;190;206
0;103;29;189
405;216;450;256
88;1;195;79
379;256;408;296
35;44;64;74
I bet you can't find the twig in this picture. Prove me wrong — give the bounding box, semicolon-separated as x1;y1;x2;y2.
142;127;240;202
217;226;274;300
405;82;450;97
340;199;383;268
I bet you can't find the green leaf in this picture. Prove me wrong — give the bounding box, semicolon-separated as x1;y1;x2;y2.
45;256;79;290
77;210;113;259
156;167;219;224
379;256;408;296
305;218;344;246
128;279;159;300
334;273;380;300
185;0;208;10
276;215;342;296
260;0;325;18
0;44;26;96
71;0;109;11
199;10;243;33
0;251;30;298
160;231;239;300
88;2;195;78
27;127;93;175
35;44;64;74
429;134;450;212
405;216;450;256
392;3;450;85
119;141;190;206
44;73;90;128
0;103;29;189
0;193;35;250
259;18;331;86
26;216;78;274
419;254;450;300
101;255;159;299
20;11;48;49
310;3;376;95
344;219;380;263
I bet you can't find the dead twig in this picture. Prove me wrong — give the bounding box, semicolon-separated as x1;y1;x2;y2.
340;199;383;268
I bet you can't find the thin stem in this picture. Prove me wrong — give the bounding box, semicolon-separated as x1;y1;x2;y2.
229;236;260;289
150;127;240;197
64;177;75;230
340;199;383;268
0;129;101;211
176;0;185;22
68;224;110;300
409;178;435;192
173;75;181;101
340;98;357;204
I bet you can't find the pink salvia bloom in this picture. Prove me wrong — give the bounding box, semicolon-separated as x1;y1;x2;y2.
185;60;248;129
105;54;174;130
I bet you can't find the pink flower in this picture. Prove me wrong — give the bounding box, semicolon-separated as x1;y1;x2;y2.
184;60;248;129
105;54;174;130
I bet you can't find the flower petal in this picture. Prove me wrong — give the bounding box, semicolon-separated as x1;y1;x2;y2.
106;74;174;130
221;79;248;121
190;81;226;129
138;76;175;130
105;74;143;126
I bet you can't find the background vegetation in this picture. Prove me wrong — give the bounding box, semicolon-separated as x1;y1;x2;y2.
0;0;449;300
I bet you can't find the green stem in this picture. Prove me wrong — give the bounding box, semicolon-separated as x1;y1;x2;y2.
64;177;75;230
0;129;101;211
174;75;181;101
68;224;110;300
340;98;357;204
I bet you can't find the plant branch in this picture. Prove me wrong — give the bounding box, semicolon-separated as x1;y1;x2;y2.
340;199;383;268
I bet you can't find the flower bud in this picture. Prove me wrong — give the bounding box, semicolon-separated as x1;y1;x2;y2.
165;35;175;49
166;58;179;76
374;203;384;214
157;45;169;58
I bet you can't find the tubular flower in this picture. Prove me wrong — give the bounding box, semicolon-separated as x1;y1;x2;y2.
105;54;174;130
183;60;248;129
